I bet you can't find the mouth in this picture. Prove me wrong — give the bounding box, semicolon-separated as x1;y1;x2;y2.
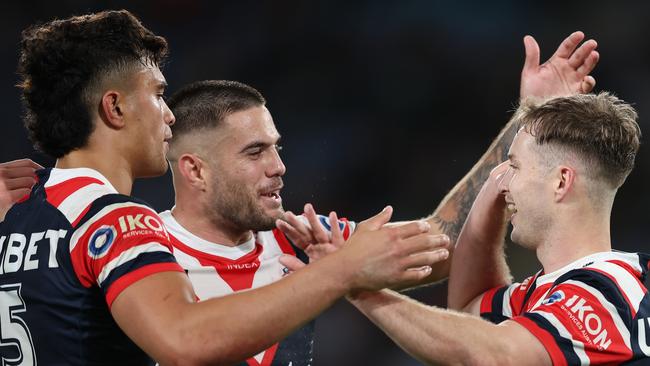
505;200;517;218
259;185;283;207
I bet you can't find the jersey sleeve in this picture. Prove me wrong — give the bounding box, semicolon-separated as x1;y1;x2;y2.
68;198;184;307
511;275;634;365
480;277;533;323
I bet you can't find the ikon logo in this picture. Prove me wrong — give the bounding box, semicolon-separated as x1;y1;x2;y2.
117;214;164;233
564;295;611;350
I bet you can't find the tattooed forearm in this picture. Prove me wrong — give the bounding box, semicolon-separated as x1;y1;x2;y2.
428;117;519;243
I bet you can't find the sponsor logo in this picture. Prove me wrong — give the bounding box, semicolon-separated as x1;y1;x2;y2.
542;290;565;305
88;225;117;259
561;295;612;350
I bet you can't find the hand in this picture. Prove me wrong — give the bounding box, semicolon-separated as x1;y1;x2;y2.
520;31;599;99
0;159;42;220
334;206;449;292
278;203;346;271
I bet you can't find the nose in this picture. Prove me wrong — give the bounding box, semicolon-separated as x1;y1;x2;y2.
498;167;513;194
267;147;286;177
163;100;175;126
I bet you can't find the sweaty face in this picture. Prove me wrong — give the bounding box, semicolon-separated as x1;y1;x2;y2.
122;64;174;177
204;106;286;232
499;131;554;249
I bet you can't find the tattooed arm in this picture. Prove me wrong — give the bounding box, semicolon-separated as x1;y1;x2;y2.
423;31;599;283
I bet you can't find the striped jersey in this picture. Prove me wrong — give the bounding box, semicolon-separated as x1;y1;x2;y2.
481;251;650;365
159;210;355;366
0;168;183;365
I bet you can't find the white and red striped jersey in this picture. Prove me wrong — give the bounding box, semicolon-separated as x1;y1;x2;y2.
0;168;183;365
481;251;650;365
159;210;355;366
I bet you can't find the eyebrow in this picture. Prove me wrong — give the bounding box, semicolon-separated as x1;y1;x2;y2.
240;136;282;153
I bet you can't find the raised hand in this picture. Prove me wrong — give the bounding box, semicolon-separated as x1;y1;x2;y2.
520;31;599;99
278;204;346;271
0;159;42;220
332;206;449;291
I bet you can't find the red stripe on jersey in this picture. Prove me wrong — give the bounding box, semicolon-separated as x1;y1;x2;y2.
105;262;184;307
273;228;296;256
608;260;642;278
514;317;568;366
70;205;172;287
586;267;643;318
45;176;104;208
480;287;499;314
535;283;630;364
169;233;265;292
245;343;279;366
340;218;351;240
71;203;93;228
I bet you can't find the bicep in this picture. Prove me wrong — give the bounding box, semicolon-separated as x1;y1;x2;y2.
496;320;552;366
111;271;196;363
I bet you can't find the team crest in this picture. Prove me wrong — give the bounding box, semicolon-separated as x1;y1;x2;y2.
542;290;565;305
88;225;117;259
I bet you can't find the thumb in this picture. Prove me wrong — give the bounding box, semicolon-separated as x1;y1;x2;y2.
522;35;540;73
358;205;393;231
279;254;307;272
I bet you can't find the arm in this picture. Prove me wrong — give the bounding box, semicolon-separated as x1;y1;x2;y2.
424;31;599;281
349;289;550;366
447;162;511;312
111;207;449;365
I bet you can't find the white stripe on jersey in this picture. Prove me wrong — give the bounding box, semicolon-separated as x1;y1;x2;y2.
586;261;645;314
534;310;591;365
70;202;158;252
172;249;234;299
502;285;516;317
561;279;631;350
44;167;116;189
97;242;172;285
58;183;114;224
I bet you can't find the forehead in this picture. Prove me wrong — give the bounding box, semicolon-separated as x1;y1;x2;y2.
220;106;279;142
132;63;166;89
509;130;537;159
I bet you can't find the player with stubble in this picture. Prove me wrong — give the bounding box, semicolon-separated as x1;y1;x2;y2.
0;10;447;365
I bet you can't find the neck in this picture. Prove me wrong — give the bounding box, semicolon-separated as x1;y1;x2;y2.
56;149;134;195
536;208;611;273
171;203;253;247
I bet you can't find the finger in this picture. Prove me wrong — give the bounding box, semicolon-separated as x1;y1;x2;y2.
552;31;584;59
357;205;393;231
0;159;43;170
401;249;450;269
276;219;309;250
284;210;315;244
388;220;431;241
279;254;306;272
401;233;450;255
576;50;599;77
304;203;330;244
398;266;433;283
5;188;32;203
329;211;345;246
2;177;37;191
522;35;540;72
305;244;339;259
0;166;39;179
580;75;596;94
568;39;598;69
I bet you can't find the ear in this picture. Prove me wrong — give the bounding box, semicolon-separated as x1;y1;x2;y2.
554;165;576;202
177;153;208;191
99;90;126;129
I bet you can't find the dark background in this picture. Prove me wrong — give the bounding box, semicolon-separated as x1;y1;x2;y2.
2;1;648;365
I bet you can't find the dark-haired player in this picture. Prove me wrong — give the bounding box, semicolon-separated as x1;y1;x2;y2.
0;10;447;365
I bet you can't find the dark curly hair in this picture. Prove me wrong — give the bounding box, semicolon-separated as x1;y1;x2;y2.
17;10;169;158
